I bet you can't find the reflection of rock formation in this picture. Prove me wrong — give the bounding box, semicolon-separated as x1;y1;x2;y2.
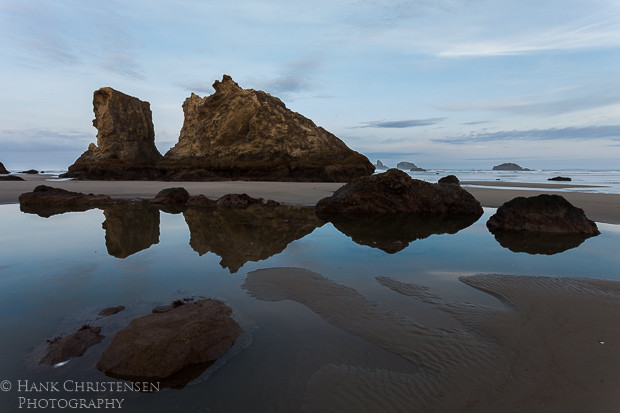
492;231;590;255
183;205;324;273
102;201;160;258
327;213;480;253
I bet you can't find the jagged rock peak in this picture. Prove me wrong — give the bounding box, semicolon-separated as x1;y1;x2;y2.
213;74;242;94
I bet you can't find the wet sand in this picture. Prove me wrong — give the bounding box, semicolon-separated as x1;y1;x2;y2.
1;174;619;224
244;268;620;413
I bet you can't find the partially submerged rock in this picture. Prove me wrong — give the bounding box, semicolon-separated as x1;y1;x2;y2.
98;306;126;318
96;299;242;387
19;185;113;217
548;176;572;182
62;87;162;180
492;162;530;171
160;75;374;182
315;169;482;218
40;325;104;366
487;194;600;235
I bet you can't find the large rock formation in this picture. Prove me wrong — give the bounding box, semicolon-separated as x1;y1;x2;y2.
315;169;483;218
159;75;374;182
492;162;530;171
62;87;162;180
0;162;9;174
487;194;600;235
96;299;242;387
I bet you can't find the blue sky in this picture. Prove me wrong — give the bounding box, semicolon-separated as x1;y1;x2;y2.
1;0;619;171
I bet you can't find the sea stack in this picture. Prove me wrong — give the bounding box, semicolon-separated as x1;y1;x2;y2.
0;162;9;174
159;75;374;182
62;88;162;180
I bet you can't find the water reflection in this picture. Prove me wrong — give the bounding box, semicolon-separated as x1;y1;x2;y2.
19;202;102;218
102;201;160;258
183;205;325;273
324;213;481;253
491;231;590;255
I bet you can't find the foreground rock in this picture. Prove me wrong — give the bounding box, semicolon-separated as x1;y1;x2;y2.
487;194;600;235
438;175;459;185
98;306;126;318
40;325;104;366
62;87;162;180
160;75;374;182
97;299;241;388
315;169;483;218
150;187;191;205
492;162;530;171
0;175;24;181
19;185;113;217
0;162;9;174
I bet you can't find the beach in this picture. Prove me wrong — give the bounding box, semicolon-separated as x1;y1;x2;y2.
2;173;620;224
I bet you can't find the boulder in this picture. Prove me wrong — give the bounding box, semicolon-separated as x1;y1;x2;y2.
438;175;459;185
150;187;191;205
19;185;113;217
98;306;126;318
492;162;530;171
315;169;483;217
0;175;24;181
548;176;572;182
159;75;374;182
96;299;242;387
62;87;162;180
486;194;600;235
40;325;104;365
0;162;8;174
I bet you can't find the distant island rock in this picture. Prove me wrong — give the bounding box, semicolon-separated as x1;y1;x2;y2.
375;160;388;170
548;176;572;181
397;161;426;171
62;87;163;180
315;168;482;218
0;162;8;174
160;75;374;181
19;169;39;174
492;163;531;171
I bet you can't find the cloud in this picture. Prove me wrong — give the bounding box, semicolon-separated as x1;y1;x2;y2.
0;128;93;152
180;81;215;95
356;118;446;128
434;125;620;144
252;58;322;96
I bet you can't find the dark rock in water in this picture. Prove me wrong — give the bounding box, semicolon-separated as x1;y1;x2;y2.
548;176;572;182
184;204;324;273
438;175;460;185
0;162;8;174
96;299;242;388
375;160;388;170
487;194;600;236
0;175;24;181
61;87;162;180
492;162;530;171
492;231;590;255
160;75;374;182
98;306;126;318
151;187;191;205
102;201;160;258
19;185;113;217
40;325;104;365
216;193;265;208
327;213;480;253
315;169;482;218
19;169;39;174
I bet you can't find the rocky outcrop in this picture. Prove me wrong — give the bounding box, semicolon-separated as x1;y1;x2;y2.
150;187;191;205
19;185;113;217
40;325;104;366
0;175;24;181
62;87;162;180
183;204;324;273
159;75;374;182
548;176;571;181
102;202;160;258
375;160;387;170
438;175;459;185
0;162;8;174
487;194;600;235
98;306;126;318
315;169;483;218
96;299;241;388
492;163;530;171
397;161;425;171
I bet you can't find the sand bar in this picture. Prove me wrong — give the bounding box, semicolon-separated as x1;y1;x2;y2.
2;174;619;224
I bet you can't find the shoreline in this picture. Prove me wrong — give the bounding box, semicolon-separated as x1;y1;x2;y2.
2;174;620;224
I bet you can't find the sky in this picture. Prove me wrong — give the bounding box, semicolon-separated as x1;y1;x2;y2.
1;0;619;171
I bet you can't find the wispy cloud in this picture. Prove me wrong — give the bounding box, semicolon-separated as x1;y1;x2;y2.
356;118;445;128
434;125;620;144
253;58;322;97
0;128;93;152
